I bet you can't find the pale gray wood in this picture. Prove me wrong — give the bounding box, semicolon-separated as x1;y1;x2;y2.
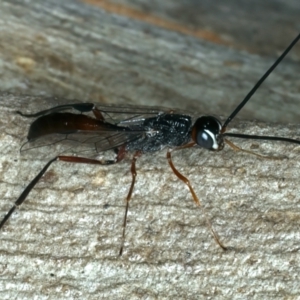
111;0;300;56
1;95;300;299
0;0;299;124
0;1;299;299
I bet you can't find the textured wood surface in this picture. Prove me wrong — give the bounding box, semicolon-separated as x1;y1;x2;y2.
0;1;299;299
0;0;299;124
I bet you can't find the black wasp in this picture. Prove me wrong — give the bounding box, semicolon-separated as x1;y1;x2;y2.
1;34;299;255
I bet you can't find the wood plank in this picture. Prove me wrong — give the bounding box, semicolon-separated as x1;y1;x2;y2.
0;1;299;299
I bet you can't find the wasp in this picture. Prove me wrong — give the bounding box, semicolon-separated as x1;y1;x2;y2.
1;33;299;255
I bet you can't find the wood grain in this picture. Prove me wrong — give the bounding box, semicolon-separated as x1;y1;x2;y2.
0;1;299;299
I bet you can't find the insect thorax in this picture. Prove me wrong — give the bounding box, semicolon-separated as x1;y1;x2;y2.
126;114;192;153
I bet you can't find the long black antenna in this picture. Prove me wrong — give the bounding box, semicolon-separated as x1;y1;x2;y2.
222;33;300;130
223;133;300;145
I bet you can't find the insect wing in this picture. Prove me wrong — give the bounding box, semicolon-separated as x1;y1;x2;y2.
19;103;174;158
92;103;171;125
20;129;145;159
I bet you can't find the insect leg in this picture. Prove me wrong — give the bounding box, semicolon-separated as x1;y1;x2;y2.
0;155;119;230
166;149;227;250
58;156;117;165
0;157;58;229
119;151;141;256
91;106;105;121
225;139;284;160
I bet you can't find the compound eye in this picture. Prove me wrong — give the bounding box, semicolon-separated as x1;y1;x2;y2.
196;130;213;149
191;116;222;150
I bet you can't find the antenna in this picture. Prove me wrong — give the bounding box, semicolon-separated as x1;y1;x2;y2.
222;33;300;131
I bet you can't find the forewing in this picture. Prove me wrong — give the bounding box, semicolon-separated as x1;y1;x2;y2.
93;103;172;125
18;102;182;159
21;129;144;158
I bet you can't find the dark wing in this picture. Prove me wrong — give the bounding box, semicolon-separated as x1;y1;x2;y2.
87;103;174;125
19;103;176;158
18;102;173;124
21;129;144;158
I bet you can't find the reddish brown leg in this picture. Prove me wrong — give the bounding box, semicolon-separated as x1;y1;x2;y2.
225;139;283;160
58;156;117;165
119;151;141;256
166;149;227;250
92;106;105;121
116;145;126;162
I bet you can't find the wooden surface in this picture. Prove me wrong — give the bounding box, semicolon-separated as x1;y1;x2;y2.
0;0;299;124
0;0;299;299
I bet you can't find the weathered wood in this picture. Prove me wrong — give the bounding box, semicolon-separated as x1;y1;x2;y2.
1;94;300;299
96;0;300;56
0;1;299;299
0;0;299;124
